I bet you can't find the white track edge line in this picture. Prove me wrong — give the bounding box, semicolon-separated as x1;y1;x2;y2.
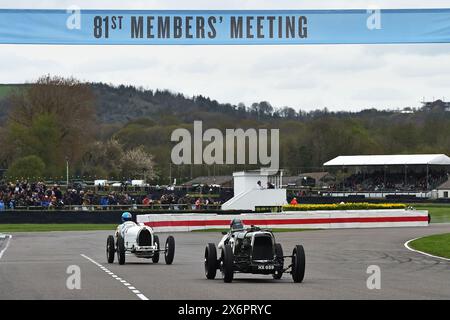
404;237;450;261
0;235;12;260
80;254;150;300
136;294;149;300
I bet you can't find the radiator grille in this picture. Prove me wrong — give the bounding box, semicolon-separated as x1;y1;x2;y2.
138;229;152;246
252;235;273;260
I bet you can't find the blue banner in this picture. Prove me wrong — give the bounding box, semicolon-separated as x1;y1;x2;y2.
1;9;450;45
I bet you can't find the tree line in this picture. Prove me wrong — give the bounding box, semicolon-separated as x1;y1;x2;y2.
0;75;449;183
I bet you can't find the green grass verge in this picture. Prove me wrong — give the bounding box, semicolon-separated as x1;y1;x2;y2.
0;224;116;232
409;233;450;259
409;203;450;224
192;228;316;233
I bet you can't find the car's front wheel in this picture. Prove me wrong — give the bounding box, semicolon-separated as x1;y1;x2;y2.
221;244;234;283
291;245;305;283
152;235;160;263
164;236;175;265
204;243;218;279
117;235;126;265
106;235;115;263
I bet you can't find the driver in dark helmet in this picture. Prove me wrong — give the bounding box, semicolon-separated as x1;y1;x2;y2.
230;218;244;231
218;219;245;249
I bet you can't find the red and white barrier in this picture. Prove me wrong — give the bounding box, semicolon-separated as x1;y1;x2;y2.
137;209;429;232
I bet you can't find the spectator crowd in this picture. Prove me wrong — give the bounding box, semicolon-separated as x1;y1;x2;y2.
329;170;449;192
0;180;224;211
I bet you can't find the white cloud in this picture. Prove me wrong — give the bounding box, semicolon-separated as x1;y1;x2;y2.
0;1;450;111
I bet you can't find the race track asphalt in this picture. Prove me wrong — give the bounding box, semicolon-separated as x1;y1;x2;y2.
0;224;449;300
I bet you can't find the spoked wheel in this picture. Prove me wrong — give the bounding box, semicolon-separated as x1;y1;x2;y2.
117;235;126;265
221;244;234;283
164;236;175;265
272;243;283;280
291;245;305;283
152;235;160;263
106;235;115;263
204;243;218;279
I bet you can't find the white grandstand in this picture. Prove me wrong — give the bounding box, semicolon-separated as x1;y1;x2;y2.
323;154;450;198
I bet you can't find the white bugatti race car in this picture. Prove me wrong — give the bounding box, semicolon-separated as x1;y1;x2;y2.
204;219;305;283
106;219;175;265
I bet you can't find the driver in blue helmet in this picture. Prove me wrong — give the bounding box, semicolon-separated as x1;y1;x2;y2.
116;211;136;237
121;211;133;223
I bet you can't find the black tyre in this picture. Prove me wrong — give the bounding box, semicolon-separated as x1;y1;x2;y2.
164;236;175;265
291;245;305;283
272;243;283;280
221;244;234;283
204;243;218;279
117;235;126;265
152;235;160;263
106;235;115;263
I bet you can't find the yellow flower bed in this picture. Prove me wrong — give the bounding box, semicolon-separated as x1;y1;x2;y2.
283;202;407;211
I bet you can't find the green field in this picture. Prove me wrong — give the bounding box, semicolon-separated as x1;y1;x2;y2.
0;224;116;232
409;233;450;259
409;203;450;223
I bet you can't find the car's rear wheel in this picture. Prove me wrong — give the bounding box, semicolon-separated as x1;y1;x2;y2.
117;235;126;265
164;236;175;265
273;243;283;280
106;235;115;263
221;244;234;283
152;235;160;263
291;245;305;283
204;243;218;279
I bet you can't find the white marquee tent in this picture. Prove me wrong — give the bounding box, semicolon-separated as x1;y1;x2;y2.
323;154;450;190
323;154;450;167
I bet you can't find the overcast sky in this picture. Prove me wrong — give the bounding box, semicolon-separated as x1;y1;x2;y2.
1;1;450;111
